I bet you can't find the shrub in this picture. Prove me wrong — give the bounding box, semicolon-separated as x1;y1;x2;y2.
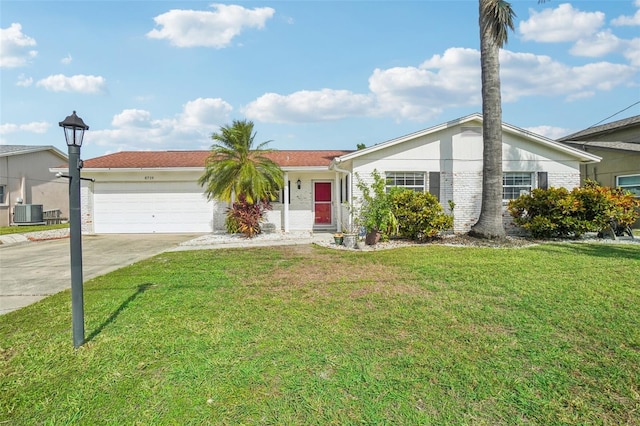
390;188;454;241
508;187;574;238
225;195;272;238
508;180;640;238
354;170;397;240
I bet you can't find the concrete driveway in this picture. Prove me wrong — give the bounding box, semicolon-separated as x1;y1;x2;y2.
0;234;200;315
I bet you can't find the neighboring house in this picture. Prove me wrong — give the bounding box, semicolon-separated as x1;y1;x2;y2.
558;115;640;198
0;145;69;227
63;113;600;235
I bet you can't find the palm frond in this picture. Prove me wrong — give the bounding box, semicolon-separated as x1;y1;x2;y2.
480;0;516;47
199;119;284;203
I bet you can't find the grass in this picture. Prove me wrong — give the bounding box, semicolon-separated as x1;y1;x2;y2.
0;223;68;235
1;242;639;424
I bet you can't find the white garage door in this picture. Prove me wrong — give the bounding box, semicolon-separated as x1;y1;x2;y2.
94;181;215;233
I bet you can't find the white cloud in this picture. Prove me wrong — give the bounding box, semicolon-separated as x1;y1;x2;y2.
370;47;481;120
242;46;636;124
89;98;232;151
519;4;604;43
612;1;640;26
16;74;33;87
0;23;37;68
36;74;107;94
612;10;640;26
0;121;49;135
566;91;595;102
499;50;636;101
180;97;233;128
243;89;374;123
146;4;275;48
525;125;572;140
569;30;623;57
61;54;72;65
623;37;640;67
111;109;153;128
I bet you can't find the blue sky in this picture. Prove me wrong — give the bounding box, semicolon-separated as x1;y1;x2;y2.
1;1;639;160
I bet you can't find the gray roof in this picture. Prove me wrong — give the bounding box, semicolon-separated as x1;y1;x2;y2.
562;140;640;153
558;115;640;142
0;144;67;158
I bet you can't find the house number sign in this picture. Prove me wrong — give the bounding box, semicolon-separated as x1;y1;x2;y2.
144;176;155;180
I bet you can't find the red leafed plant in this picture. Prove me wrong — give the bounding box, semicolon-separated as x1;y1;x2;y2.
225;195;272;238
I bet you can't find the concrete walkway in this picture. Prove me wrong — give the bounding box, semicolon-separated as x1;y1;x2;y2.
0;233;199;315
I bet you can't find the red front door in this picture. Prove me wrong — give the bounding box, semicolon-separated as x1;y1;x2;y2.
314;182;332;225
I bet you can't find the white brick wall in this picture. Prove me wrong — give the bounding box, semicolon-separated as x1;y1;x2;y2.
451;171;483;233
549;172;580;189
212;200;229;231
80;180;94;234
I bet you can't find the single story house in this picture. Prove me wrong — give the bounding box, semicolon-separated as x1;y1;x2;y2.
558;114;640;198
1;145;69;227
57;113;600;235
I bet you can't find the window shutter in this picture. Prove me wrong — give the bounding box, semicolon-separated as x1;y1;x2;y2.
537;172;548;190
429;172;440;201
345;175;349;202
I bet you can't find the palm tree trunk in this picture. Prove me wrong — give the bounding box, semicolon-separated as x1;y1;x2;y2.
470;0;507;239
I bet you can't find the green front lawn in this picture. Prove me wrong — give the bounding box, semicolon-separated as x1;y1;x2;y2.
1;243;639;424
0;223;69;236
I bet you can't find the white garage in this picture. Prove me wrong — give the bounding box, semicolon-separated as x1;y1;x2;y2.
93;181;215;234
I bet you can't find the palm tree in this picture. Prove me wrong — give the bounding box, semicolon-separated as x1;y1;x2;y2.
198;119;283;204
470;0;547;239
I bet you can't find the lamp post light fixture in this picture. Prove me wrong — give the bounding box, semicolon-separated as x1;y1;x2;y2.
59;111;89;348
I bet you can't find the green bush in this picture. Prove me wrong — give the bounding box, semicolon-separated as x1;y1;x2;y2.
508;180;640;238
354;170;397;239
390;188;453;241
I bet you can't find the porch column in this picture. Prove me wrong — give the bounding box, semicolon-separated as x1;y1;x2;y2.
283;172;290;233
335;172;341;232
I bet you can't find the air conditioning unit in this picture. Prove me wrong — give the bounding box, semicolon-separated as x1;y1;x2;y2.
14;204;44;224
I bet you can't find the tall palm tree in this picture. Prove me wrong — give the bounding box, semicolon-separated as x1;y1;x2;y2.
470;0;547;239
199;119;283;204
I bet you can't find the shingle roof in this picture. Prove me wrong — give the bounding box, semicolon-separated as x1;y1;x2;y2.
0;144;67;158
558;115;640;142
561;141;640;153
82;150;354;169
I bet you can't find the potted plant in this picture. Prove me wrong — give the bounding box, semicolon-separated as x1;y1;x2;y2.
342;232;359;249
333;232;344;245
340;205;363;249
355;170;397;245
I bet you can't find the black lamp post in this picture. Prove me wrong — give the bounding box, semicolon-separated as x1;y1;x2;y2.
59;111;89;348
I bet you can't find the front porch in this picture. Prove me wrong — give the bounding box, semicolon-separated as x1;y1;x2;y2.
267;170;351;233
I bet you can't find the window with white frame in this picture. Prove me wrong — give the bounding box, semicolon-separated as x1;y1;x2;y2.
385;172;425;192
617;174;640;197
503;172;532;200
0;185;5;204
